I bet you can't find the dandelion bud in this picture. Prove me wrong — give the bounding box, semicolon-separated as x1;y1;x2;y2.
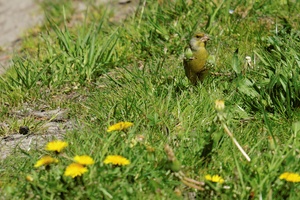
26;175;33;182
169;159;182;172
215;100;225;111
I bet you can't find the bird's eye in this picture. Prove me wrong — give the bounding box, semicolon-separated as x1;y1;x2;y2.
196;35;202;38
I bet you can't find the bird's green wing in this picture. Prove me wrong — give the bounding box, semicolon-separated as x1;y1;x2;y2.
184;47;193;60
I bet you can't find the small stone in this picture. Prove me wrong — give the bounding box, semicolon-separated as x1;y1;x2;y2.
19;126;29;135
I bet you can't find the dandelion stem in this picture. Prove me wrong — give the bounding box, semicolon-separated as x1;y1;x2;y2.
223;123;251;162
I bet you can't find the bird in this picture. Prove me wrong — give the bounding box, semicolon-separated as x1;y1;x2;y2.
183;33;210;85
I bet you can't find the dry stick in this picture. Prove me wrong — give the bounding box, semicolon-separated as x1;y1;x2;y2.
178;171;205;186
181;179;205;191
182;176;205;186
210;72;233;76
175;172;205;191
222;123;251;162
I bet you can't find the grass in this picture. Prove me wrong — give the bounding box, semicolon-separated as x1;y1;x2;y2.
0;0;300;199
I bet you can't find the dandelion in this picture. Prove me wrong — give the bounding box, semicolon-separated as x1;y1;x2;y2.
214;99;251;162
34;156;58;168
279;172;300;183
74;155;95;166
26;175;34;182
205;174;224;184
215;100;225;111
64;163;88;178
107;122;133;132
103;155;130;166
45;140;68;153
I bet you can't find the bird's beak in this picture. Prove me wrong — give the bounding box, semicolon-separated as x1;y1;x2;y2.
202;34;210;42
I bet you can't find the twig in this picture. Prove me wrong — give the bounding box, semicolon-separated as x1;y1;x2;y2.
210;72;233;76
181;179;205;191
182;176;205;186
175;172;205;191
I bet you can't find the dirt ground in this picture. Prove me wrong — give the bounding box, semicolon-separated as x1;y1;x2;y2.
0;0;43;75
0;0;139;159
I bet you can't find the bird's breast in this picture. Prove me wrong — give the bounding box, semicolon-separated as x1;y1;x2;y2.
188;47;209;73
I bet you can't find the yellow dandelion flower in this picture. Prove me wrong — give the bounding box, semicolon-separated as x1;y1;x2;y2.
74;155;95;165
279;172;289;179
64;163;88;178
279;172;300;183
103;155;130;166
45;140;68;153
215;100;225;111
205;174;224;184
107;122;133;132
26;175;34;182
34;156;58;168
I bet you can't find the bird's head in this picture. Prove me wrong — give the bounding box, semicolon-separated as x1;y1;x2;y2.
189;33;209;51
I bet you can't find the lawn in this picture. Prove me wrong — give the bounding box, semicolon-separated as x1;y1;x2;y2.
0;0;300;199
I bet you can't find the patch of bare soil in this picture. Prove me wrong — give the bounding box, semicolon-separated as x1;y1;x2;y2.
0;108;75;159
0;0;43;75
